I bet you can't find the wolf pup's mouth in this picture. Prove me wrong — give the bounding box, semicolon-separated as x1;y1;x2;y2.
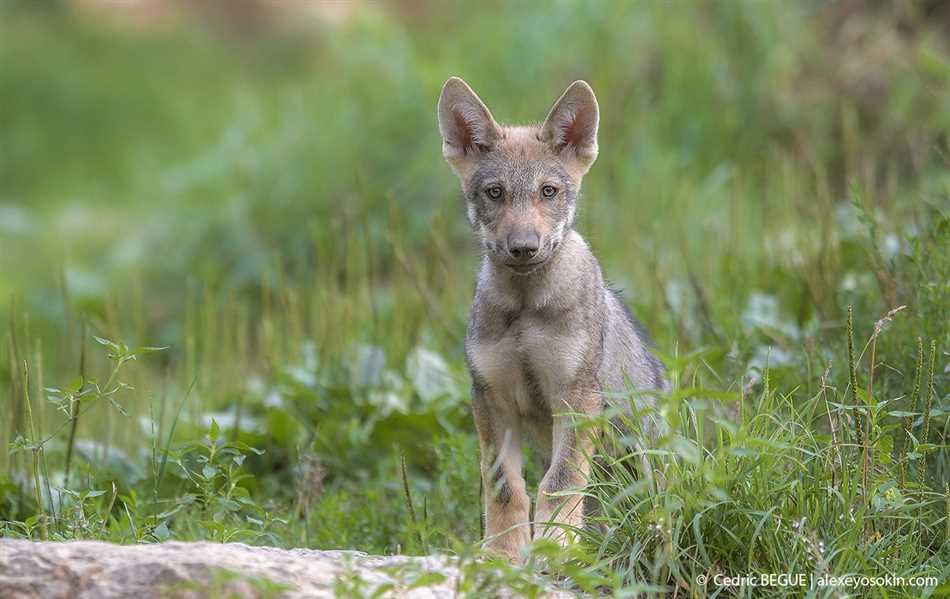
505;260;546;275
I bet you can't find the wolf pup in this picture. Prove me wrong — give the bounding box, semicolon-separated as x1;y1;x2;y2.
437;77;666;561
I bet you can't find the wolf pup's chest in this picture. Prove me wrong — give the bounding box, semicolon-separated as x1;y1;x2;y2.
467;309;592;415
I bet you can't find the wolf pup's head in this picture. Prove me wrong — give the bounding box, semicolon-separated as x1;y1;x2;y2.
438;77;599;275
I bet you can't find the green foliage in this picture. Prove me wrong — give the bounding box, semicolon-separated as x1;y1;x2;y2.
161;419;287;544
582;335;948;596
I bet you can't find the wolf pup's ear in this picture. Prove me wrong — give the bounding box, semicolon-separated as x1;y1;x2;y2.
540;80;599;173
438;77;501;170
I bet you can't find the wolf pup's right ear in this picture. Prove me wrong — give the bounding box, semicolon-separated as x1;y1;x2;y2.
438;77;501;175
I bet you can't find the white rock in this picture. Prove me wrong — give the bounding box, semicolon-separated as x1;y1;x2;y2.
0;540;573;598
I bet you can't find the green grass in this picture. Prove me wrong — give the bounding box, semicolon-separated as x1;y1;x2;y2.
1;1;948;596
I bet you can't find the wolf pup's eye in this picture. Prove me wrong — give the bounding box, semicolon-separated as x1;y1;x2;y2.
485;185;504;201
541;184;558;199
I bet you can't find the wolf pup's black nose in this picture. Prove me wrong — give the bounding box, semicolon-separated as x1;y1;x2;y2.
507;231;540;261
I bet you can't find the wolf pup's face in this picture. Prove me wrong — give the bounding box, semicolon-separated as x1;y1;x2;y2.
438;77;599;275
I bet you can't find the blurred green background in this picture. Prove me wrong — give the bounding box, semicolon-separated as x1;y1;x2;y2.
1;0;948;560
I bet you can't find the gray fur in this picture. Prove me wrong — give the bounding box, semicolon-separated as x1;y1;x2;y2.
438;76;665;561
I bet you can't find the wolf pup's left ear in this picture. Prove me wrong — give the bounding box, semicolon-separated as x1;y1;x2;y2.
540;81;599;173
438;77;501;173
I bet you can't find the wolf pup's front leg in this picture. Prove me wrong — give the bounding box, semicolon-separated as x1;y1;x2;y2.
471;385;531;561
533;400;597;545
